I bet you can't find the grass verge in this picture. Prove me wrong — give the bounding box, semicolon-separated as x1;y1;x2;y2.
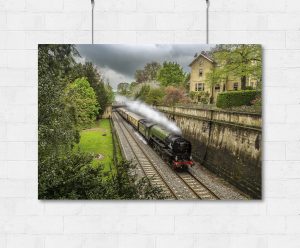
77;119;114;172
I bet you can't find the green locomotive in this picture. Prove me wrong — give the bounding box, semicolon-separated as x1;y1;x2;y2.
118;107;193;170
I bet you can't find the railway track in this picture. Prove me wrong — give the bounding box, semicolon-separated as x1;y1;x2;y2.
113;111;221;200
176;171;220;200
112;112;178;199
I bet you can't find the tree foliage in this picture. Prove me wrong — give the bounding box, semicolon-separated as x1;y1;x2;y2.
134;85;165;105
146;88;165;105
134;84;151;101
39;155;165;199
71;62;113;115
143;62;161;81
157;62;186;87
135;62;161;83
38;44;79;158
64;77;99;128
117;82;130;95
39;151;105;199
212;44;262;90
205;67;224;103
190;91;210;104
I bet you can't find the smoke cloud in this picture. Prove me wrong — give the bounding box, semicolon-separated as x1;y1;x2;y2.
116;95;182;134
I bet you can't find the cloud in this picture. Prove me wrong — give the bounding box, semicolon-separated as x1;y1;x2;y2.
101;67;134;86
76;44;215;89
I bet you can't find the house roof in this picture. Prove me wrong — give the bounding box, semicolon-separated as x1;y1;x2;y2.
189;52;214;67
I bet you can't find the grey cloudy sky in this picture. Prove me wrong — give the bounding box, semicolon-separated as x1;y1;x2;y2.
76;44;215;89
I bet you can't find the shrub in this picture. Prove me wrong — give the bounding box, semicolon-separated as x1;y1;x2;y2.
216;90;261;109
163;86;190;106
189;91;210;104
251;95;262;107
64;77;99;129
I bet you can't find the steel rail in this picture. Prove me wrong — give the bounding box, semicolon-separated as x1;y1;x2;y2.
176;171;220;200
113;112;178;199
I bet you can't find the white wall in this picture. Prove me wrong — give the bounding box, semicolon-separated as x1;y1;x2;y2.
0;0;300;247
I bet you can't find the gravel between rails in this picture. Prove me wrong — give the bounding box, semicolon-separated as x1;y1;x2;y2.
188;164;250;200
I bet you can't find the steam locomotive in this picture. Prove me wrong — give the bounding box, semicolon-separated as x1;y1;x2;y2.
117;107;193;170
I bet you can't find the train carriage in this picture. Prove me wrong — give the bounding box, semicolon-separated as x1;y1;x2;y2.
118;107;128;120
127;112;144;129
138;119;155;140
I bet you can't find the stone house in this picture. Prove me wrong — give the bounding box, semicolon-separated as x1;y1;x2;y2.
189;52;258;103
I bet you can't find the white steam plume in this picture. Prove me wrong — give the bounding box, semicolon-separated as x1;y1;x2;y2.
115;95;182;134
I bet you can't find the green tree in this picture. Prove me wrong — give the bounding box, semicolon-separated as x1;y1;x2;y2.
104;82;114;105
205;67;224;103
134;62;161;83
128;81;138;93
39;155;166;199
157;62;186;87
135;69;147;83
145;88;165;105
39;152;107;199
134;84;151;101
213;44;262;90
65;77;99;128
117;82;130;95
71;62;112;116
143;62;161;81
38;44;79;158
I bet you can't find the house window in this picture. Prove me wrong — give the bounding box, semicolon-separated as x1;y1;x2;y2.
215;84;220;92
233;83;239;91
195;83;204;91
199;69;203;77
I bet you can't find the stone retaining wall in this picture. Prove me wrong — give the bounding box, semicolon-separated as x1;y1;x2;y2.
156;106;262;199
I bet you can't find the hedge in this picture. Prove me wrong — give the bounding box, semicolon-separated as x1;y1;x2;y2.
216;90;261;109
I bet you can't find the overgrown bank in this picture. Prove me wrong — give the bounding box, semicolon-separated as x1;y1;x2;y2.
38;45;165;199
